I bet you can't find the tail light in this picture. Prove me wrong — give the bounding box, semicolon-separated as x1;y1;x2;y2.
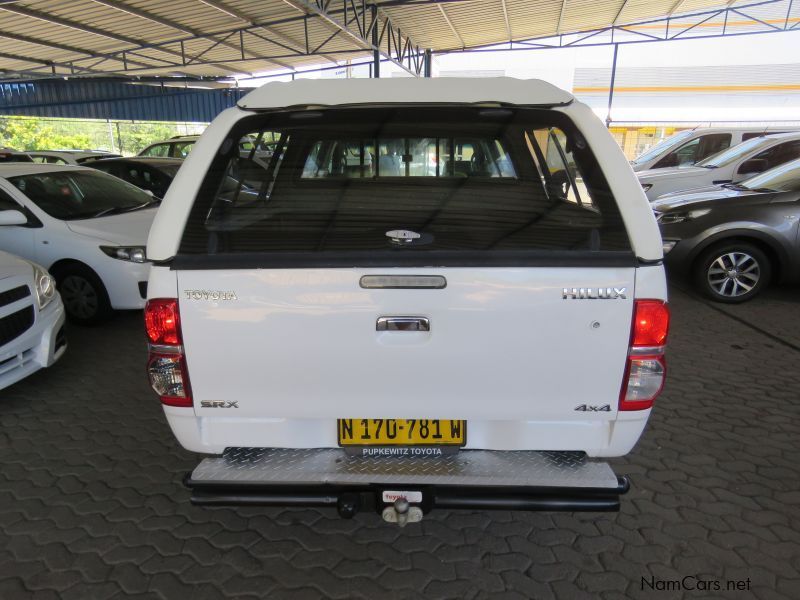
620;300;670;411
145;298;192;407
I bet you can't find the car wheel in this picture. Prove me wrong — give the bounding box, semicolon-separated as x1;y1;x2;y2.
56;265;113;325
694;242;771;304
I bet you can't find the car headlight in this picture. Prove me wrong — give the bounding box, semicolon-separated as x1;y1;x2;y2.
32;265;57;310
658;209;711;224
100;246;148;263
641;183;653;192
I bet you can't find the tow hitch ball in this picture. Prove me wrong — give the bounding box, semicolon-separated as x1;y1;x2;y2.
336;493;424;525
381;498;423;526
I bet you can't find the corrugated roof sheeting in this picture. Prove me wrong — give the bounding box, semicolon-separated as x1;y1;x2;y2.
0;79;245;121
0;0;793;80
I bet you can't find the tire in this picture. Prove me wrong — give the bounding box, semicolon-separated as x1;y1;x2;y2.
54;264;113;325
693;242;771;304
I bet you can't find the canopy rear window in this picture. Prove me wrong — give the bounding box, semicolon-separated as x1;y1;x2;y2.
178;107;632;267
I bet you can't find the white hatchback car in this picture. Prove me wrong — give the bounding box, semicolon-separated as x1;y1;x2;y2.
0;164;157;324
0;250;66;390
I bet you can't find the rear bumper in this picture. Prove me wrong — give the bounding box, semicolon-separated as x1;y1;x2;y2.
185;448;630;514
164;410;651;457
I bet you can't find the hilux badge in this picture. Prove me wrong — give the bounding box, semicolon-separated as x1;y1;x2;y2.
386;229;421;244
563;287;627;300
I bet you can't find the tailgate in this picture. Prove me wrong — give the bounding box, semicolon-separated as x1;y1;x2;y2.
179;266;633;420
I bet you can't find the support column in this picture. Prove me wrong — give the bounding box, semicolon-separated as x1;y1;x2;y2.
371;4;380;78
605;43;619;128
424;49;433;77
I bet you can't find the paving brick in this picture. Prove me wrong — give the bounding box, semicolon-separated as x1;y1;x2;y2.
0;286;798;598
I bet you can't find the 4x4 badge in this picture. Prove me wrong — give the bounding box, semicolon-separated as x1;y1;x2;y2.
574;404;611;412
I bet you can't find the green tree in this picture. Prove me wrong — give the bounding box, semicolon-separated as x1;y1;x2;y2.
0;118;92;150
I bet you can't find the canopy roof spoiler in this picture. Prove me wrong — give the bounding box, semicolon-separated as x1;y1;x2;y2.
237;77;574;111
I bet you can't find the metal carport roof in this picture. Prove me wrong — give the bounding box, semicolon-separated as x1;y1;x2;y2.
0;0;794;81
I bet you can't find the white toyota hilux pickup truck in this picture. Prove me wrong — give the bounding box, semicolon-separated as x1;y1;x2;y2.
145;78;669;524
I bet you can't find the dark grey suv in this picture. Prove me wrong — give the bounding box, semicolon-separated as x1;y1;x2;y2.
655;157;800;303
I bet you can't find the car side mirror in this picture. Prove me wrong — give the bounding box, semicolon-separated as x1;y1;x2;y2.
737;158;768;175
0;209;27;226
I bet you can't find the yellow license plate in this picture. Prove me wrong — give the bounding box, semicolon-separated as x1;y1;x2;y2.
338;419;466;446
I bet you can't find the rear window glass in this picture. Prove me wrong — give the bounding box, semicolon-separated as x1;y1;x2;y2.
179;107;632;265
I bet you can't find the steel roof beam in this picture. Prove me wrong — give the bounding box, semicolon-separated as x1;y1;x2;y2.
668;0;688;16
435;0;792;53
0;49;369;79
87;0;295;72
556;0;568;33
0;4;157;48
612;0;630;24
500;0;513;42
0;49;110;75
0;0;455;79
437;4;466;48
282;1;425;76
198;0;339;66
0;30;183;74
0;3;246;76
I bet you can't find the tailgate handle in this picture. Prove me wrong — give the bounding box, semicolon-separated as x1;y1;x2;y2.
376;316;430;332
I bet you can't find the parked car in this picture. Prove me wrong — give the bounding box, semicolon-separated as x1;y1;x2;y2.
631;126;797;172
655;157;800;303
0;164;158;324
0;148;33;163
138;134;276;160
145;77;669;522
0;249;66;390
27;150;122;165
89;157;182;199
138;135;199;159
638;132;800;201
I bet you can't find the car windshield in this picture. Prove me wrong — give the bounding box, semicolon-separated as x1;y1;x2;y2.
8;169;155;220
739;157;800;192
696;137;775;168
151;163;182;177
631;130;694;165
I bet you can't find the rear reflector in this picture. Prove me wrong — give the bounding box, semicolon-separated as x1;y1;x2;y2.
620;300;670;411
145;298;192;407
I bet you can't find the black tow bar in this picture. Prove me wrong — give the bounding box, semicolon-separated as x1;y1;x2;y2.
184;475;631;521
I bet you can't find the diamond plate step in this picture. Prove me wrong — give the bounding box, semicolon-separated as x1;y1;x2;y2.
190;448;620;489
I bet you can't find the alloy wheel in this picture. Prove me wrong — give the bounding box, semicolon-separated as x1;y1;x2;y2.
706;251;760;298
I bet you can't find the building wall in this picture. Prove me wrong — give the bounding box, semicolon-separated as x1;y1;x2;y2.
574;63;800;122
0;79;245;122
